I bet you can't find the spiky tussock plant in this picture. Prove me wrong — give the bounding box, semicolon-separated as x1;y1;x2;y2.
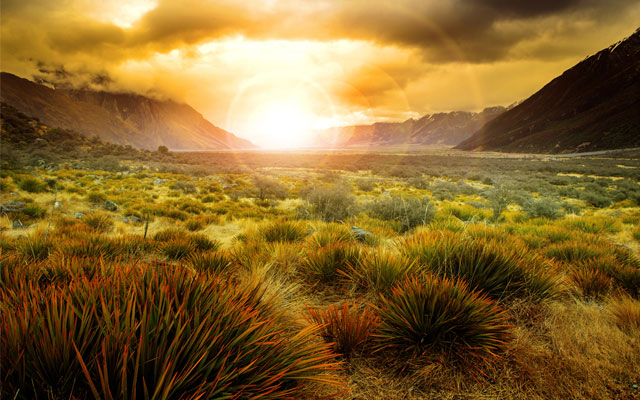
57;235;120;260
187;250;232;274
374;275;511;364
1;264;343;399
161;238;195;260
544;241;605;263
306;301;379;357
82;213;114;233
307;223;355;248
303;243;361;283
344;248;416;292
400;231;557;300
570;268;613;299
12;234;52;261
608;296;640;331
261;220;308;243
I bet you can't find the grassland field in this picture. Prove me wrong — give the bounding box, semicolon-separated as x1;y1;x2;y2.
1;148;640;399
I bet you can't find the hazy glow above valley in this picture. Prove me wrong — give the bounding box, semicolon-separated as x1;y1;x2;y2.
1;0;639;146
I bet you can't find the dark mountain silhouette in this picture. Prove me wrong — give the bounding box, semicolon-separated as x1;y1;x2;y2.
315;107;506;148
0;72;255;150
456;28;640;153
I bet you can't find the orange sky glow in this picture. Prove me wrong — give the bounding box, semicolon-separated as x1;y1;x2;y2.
2;0;639;147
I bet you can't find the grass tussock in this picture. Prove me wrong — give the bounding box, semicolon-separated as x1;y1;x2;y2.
400;231;558;300
374;275;511;364
608;296;640;331
1;265;343;399
307;301;379;357
303;242;361;283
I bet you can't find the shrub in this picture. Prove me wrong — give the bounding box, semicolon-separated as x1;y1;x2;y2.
111;235;156;256
544;242;605;263
187;251;231;274
345;248;416;292
400;231;557;300
520;198;563;220
580;191;612;208
440;203;489;222
560;217;622;234
356;179;375;192
153;228;188;242
608;296;640;331
306;301;379;357
18;177;47;193
185;218;204;231
303;243;361;282
299;183;356;222
170;181;197;194
261;220;308;243
86;191;107;203
161;238;195;260
307;224;355;247
13;235;52;261
1;266;341;398
487;184;513;220
57;236;120;260
570;268;613;299
82;213;114;233
374;276;510;363
21;204;46;220
252;175;288;200
632;226;640;242
365;195;434;233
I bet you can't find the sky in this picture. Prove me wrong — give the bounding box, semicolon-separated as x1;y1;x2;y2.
1;0;639;147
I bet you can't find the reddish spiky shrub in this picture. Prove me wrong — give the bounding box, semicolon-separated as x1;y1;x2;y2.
307;301;379;357
1;264;343;399
304;243;361;282
344;248;415;292
374;275;511;364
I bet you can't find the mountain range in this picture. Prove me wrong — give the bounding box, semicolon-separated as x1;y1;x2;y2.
313;107;507;148
0;72;254;150
456;28;640;153
2;27;638;154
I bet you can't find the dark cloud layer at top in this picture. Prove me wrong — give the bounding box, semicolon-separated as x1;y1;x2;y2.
3;0;638;66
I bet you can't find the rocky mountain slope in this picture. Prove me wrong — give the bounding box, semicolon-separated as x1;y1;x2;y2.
315;107;506;148
0;72;254;150
456;28;640;153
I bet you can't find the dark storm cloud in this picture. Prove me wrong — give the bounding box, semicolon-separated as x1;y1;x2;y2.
3;0;638;67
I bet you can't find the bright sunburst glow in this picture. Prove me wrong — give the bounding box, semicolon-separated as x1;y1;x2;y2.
245;102;314;149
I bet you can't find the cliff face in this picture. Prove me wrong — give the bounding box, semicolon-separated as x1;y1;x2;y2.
0;73;255;150
456;28;640;153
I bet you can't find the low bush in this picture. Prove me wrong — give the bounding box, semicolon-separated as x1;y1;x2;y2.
307;301;379;357
82;213;114;233
560;217;622;234
345;248;416;292
303;243;361;282
365;195;435;233
261;220;308;243
570;268;613;299
520;198;563;220
608;296;640;331
187;250;232;274
161;238;195;260
400;231;557;300
1;266;341;398
307;224;355;247
299;183;356;222
374;276;510;363
86;191;106;203
18;177;47;193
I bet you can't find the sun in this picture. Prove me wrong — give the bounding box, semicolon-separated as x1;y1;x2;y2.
246;102;314;149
